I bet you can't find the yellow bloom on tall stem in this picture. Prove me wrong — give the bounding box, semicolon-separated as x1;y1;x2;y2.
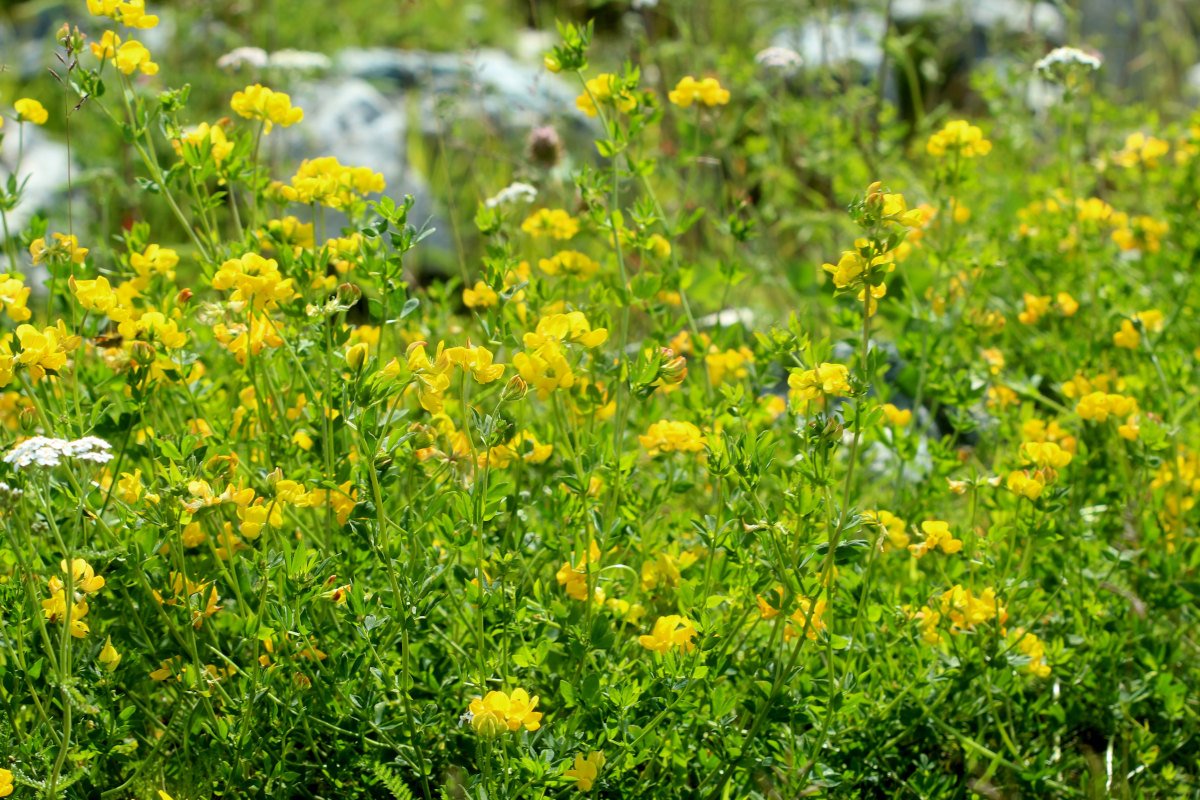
564;751;606;791
467;688;544;735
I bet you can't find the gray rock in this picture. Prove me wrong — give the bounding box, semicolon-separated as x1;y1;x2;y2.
1;127;72;244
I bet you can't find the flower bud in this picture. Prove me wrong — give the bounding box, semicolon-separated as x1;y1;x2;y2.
501;375;529;403
346;342;369;371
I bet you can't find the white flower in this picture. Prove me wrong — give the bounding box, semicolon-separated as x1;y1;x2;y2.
4;436;114;469
1035;46;1102;85
268;49;332;72
216;46;269;71
631;0;659;9
755;46;804;74
484;181;538;209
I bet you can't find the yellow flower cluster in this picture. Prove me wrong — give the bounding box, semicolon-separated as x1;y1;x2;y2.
1112;131;1170;169
87;0;160;28
864;509;910;550
538;250;600;279
939;584;1007;633
90;31;159;75
230;84;304;132
174;122;234;166
637;614;698;654
1012;628;1051;678
42;559;106;639
513;312;607;398
564;751;605;792
926;119;992;158
30;233;88;266
521;208;579;240
274;157;385;209
467;688;543;735
788;362;851;406
556;541;601;602
907;520;962;558
213;253;297;311
0;273;33;322
575;73;637;118
638;419;706;457
1113;309;1164;349
668;75;730;107
1008;440;1073;500
704;346;753;386
14;98;48;125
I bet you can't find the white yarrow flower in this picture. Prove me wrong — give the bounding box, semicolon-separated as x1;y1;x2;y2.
484;182;538;209
268;49;333;72
1035;46;1102;87
4;436;114;469
216;47;269;71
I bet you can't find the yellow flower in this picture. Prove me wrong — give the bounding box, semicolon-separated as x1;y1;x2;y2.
114;38;160;75
521;208;579;240
926;119;992;158
463;281;499;309
468;688;543;735
575;73;636;117
668;75;731;107
443;344;505;384
784;596;828;642
564;751;605;792
1021;441;1072;469
0;768;12;798
230;84;304;132
1056;292;1079;316
637;615;698;654
274;156;384;208
788;362;851;404
1112;131;1170;169
704;347;753;386
0;273;33;321
864;509;909;550
538;250;601;279
346;342;370;371
99;636;122;670
639;419;706;457
879;403;912;427
174;122;234;166
939;585;1007;633
14;98;48;125
117;469;144;503
213;253;296;310
1017;293;1052;325
87;0;160;28
1076;391;1137;422
1012;628;1051;677
907;520;962;558
30;233;88;265
16;323;77;381
556;541;602;601
1006;470;1045;500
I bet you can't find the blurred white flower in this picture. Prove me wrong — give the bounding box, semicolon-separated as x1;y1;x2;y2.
1035;46;1102;87
4;436;114;469
216;46;269;71
755;46;804;74
631;0;659;9
485;181;538;209
268;49;332;72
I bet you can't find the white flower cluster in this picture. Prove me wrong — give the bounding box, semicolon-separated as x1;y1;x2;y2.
755;46;804;74
3;436;114;469
484;181;538;209
1035;47;1102;83
216;47;331;73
